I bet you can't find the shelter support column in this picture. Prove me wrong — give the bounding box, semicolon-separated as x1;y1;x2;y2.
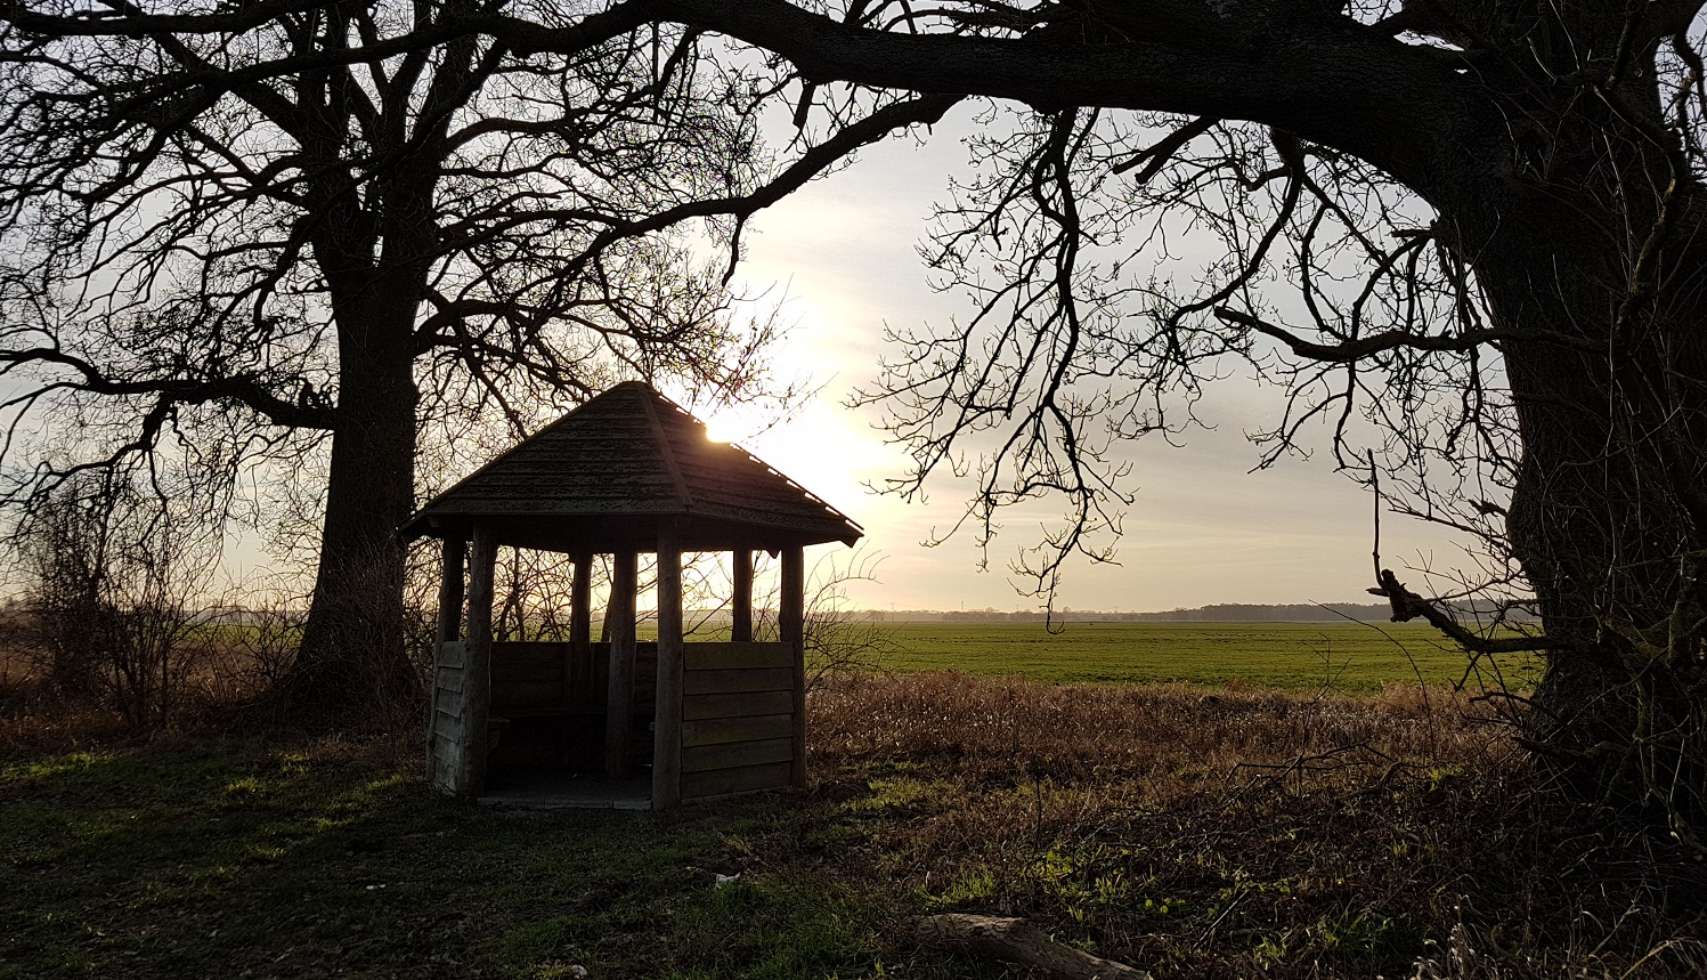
436;537;466;644
731;549;753;642
653;527;685;810
599;570;617;644
426;535;467;784
781;544;806;788
604;551;638;777
568;551;591;709
463;524;498;797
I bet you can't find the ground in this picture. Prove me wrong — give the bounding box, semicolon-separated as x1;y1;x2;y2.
4;673;1701;979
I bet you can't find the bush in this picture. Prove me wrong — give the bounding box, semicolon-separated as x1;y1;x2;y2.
15;477;215;732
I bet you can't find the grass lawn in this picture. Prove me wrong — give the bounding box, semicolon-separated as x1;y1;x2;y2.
854;621;1543;691
3;674;1697;979
0;740;887;980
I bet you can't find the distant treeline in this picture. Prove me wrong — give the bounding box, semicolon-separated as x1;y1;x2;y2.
107;599;1534;628
688;601;1536;625
852;603;1404;623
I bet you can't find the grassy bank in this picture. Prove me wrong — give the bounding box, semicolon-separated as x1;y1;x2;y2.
4;673;1700;978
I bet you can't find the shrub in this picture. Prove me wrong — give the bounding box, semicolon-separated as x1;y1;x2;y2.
15;477;215;731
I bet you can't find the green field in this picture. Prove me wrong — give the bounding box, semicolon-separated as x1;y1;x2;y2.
852;621;1541;692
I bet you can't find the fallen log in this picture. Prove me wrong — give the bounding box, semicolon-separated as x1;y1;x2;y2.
914;914;1151;980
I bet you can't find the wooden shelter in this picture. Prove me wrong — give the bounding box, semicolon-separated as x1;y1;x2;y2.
402;381;861;809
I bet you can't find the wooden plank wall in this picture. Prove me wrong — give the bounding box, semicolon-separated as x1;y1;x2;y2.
430;640;467;795
680;642;797;801
484;641;658;772
490;641;657;713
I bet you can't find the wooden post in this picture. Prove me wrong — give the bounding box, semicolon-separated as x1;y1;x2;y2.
604;551;638;777
463;524;498;798
731;548;753;642
427;536;467;784
781;544;806;788
436;536;466;644
568;550;591;707
653;526;684;810
599;556;617;643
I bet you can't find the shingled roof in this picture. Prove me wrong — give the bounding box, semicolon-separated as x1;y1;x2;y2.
400;382;862;551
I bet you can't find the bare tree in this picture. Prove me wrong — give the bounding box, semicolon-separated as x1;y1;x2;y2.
0;0;928;725
372;1;1707;828
18;479;111;702
12;0;1707;826
19;473;217;731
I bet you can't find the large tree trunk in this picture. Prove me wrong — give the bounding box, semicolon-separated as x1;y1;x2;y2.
264;299;422;729
1504;287;1707;826
1454;112;1707;827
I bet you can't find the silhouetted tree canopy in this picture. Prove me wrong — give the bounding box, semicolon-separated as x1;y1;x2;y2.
6;0;1707;830
518;0;1706;832
0;0;940;721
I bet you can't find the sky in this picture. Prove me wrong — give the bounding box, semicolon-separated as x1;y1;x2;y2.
687;104;1466;614
186;102;1469;615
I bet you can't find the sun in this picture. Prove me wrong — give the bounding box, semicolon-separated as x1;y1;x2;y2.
701;402;764;445
697;396;896;518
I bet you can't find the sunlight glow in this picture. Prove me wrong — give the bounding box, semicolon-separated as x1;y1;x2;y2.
701;403;765;445
700;397;892;519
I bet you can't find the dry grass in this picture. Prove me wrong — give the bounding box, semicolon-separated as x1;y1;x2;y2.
815;672;1489;788
0;640;273;755
805;673;1707;978
7;656;1707;977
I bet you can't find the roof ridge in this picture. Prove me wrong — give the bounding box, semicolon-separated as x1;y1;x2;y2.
644;385;864;535
637;384;693;513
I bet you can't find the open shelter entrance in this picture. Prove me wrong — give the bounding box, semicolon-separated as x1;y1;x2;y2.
402;382;862;809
